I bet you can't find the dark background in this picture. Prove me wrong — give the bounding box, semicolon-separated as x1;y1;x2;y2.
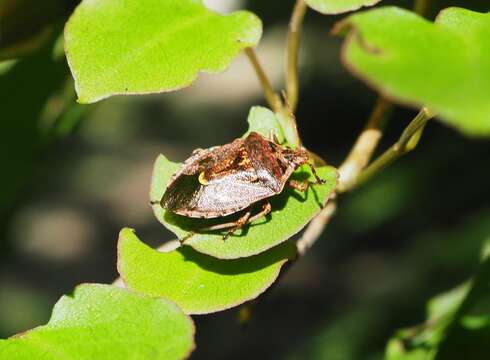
1;0;490;359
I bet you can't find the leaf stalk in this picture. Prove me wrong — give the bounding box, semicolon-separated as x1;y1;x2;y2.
339;107;434;192
338;97;392;189
286;0;307;111
244;48;282;113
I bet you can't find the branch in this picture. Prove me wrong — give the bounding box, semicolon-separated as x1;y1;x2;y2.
286;0;307;111
338;97;392;190
414;0;431;17
337;0;434;191
340;107;435;192
297;202;336;256
244;48;282;113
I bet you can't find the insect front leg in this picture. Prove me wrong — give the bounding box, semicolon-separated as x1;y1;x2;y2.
288;179;309;192
288;163;326;193
306;162;326;185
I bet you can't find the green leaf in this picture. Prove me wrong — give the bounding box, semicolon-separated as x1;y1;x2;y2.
0;284;195;360
243;106;286;143
149;107;338;259
243;107;298;149
305;0;381;15
65;0;262;103
334;7;490;136
117;228;295;314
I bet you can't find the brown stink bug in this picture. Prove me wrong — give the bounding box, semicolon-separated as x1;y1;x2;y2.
155;131;325;239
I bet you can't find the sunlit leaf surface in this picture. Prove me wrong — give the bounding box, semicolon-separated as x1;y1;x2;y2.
118;228;295;314
65;0;262;103
0;284;195;360
305;0;381;14
335;7;490;136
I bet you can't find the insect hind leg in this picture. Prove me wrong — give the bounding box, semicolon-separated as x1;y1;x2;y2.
197;201;272;240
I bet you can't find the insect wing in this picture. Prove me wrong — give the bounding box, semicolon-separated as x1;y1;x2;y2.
190;169;275;217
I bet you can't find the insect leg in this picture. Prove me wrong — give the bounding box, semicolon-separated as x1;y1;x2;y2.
198;210;252;240
248;201;272;222
288;179;309;192
306;162;326;184
198;201;272;240
288;164;325;192
224;201;271;239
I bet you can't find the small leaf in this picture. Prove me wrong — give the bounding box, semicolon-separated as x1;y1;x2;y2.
0;284;195;360
334;7;490;136
243;106;298;149
117;228;295;314
305;0;381;15
149;107;337;259
65;0;262;103
243;106;286;143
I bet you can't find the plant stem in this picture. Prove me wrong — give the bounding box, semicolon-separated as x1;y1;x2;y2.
297;202;336;256
365;97;392;129
338;97;392;190
414;0;430;17
286;0;307;111
340;107;434;192
244;48;282;113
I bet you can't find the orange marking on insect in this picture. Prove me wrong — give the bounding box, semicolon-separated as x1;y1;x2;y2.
198;171;209;185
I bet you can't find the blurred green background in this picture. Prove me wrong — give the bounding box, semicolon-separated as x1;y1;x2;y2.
1;0;490;359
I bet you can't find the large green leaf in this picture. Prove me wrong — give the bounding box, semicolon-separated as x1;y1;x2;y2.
150;107;338;259
0;284;195;360
334;7;490;136
65;0;262;103
305;0;381;15
117;228;295;314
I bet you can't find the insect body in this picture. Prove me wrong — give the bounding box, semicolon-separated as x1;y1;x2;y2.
158;131;324;239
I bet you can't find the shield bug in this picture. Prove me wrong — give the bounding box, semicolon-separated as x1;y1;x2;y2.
155;131;325;239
